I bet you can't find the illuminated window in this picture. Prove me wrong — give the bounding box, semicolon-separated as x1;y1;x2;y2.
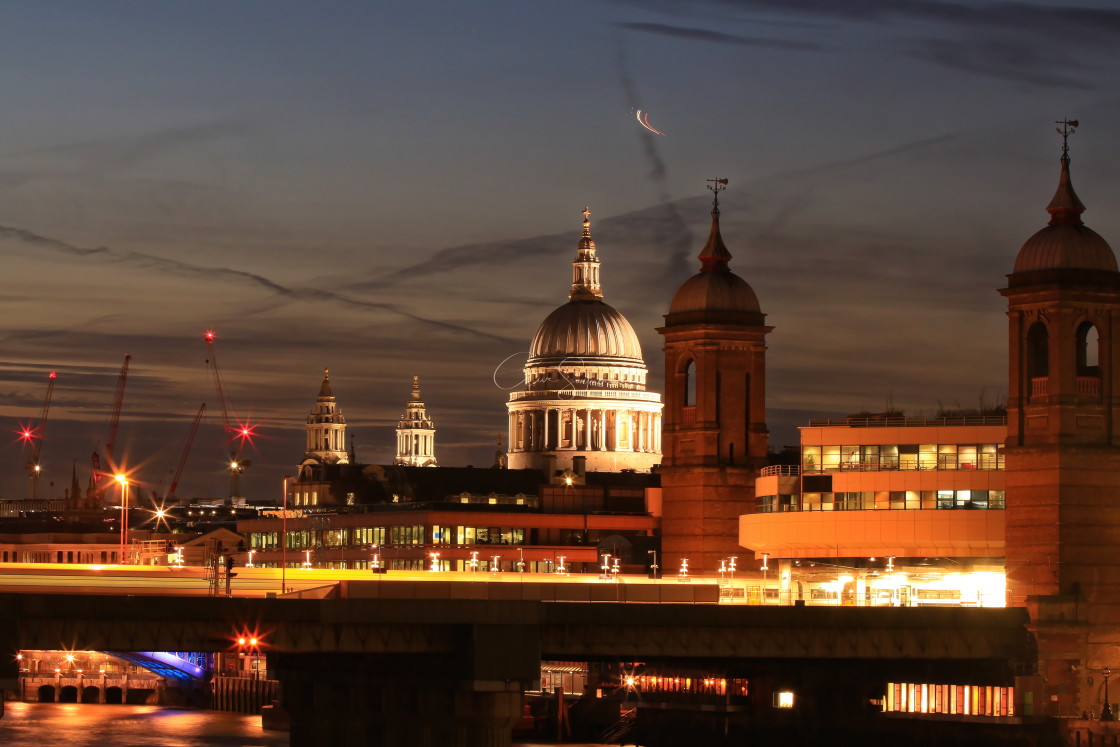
774;691;795;708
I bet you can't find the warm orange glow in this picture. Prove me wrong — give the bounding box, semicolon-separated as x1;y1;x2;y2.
115;473;128;486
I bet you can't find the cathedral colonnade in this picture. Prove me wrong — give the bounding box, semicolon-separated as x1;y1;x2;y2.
507;400;662;456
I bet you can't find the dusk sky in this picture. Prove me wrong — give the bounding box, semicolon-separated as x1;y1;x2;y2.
3;1;1120;503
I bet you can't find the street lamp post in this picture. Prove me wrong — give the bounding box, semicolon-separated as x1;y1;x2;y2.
1103;669;1113;721
115;474;129;564
281;476;289;595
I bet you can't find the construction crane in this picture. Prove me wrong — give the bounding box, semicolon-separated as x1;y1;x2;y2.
203;331;254;500
22;371;57;500
105;353;131;470
165;402;206;504
88;354;131;509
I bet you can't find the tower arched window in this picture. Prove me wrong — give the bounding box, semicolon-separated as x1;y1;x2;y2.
1027;322;1049;379
1077;321;1100;376
683;359;696;407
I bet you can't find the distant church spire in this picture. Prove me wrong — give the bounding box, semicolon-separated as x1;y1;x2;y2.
396;376;437;467
698;178;732;272
304;367;348;464
1047;119;1086;226
570;206;603;301
493;433;507;469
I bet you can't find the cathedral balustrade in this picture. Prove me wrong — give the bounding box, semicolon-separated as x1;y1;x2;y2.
509;389;662;402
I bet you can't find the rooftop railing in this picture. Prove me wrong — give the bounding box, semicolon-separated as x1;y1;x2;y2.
807;415;1007;428
760;465;799;477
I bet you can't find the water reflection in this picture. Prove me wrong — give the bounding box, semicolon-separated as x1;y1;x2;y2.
0;702;288;746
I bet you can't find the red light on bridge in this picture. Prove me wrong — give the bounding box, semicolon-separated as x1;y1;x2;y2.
231;626;265;653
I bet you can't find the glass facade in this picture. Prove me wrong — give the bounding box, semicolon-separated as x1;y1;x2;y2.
758;490;1006;513
802;443;1003;473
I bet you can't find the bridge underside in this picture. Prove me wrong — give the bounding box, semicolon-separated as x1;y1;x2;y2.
0;592;1034;747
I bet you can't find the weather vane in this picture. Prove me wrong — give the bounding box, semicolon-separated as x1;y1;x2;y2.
1055;119;1079;162
706;177;728;211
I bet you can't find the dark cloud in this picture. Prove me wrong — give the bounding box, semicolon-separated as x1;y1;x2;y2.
614;0;1120;89
616;21;824;50
619;0;1120;39
905;38;1095;90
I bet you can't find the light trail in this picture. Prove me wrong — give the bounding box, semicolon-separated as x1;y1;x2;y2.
635;109;665;136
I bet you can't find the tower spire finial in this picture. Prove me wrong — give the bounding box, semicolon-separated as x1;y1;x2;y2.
699;179;732;271
706;177;728;214
1047;119;1085;226
1056;119;1078;164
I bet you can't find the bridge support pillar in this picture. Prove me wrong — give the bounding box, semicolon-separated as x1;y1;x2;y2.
272;652;531;747
0;614;15;717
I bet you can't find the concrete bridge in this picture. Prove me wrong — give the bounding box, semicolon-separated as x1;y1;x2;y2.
0;584;1034;746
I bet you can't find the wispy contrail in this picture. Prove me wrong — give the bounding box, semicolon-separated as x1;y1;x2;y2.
613;31;693;289
0;225;518;345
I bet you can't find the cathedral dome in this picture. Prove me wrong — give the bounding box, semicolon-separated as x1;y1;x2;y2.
528;299;644;364
1014;137;1117;273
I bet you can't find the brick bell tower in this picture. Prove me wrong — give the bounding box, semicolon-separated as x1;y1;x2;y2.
658;180;771;574
1000;121;1120;718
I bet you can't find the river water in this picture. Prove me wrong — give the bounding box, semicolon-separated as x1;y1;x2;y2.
0;702;288;746
0;702;624;746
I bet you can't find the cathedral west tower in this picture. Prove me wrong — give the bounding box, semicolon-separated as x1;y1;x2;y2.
396;376;437;467
659;181;770;574
304;368;348;465
1000;122;1120;717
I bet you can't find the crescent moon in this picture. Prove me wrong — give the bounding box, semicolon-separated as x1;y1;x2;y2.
635;109;666;136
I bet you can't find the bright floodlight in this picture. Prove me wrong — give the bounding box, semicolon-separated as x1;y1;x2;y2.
115;474;128;485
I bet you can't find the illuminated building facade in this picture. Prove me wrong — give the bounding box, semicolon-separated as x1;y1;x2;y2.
660;187;770;574
292;369;357;507
1000;129;1120;717
303;369;349;466
395;376;437;467
241;469;660;573
506;208;662;474
741;415;1007;606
